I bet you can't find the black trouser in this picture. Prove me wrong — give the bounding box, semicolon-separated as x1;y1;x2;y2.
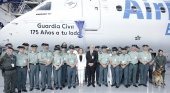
96;63;100;84
87;66;96;85
4;70;16;93
148;65;153;83
62;63;67;87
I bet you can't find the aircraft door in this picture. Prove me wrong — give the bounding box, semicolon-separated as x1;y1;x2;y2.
82;0;101;31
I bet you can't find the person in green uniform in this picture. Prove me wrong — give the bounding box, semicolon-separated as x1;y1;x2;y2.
38;43;53;91
0;43;14;77
139;45;152;87
109;47;120;88
16;46;28;93
119;47;131;88
98;45;110;87
66;45;78;89
154;49;167;82
53;45;63;90
0;47;17;93
28;44;40;91
128;45;139;87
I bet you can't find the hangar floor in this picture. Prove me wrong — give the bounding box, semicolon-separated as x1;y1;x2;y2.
0;63;169;93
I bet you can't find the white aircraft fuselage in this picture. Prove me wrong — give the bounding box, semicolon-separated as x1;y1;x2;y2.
0;0;170;60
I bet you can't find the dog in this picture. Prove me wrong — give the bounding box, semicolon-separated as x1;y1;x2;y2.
152;66;165;88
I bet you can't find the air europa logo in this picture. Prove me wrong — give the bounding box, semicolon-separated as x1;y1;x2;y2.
166;23;170;35
123;0;170;35
123;0;170;20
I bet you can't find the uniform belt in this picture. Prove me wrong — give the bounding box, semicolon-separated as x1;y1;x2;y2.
40;63;52;65
67;65;71;67
16;66;27;68
29;63;39;65
4;68;16;71
40;63;45;65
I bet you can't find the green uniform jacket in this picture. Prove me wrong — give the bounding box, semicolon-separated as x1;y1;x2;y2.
0;54;17;70
154;55;167;70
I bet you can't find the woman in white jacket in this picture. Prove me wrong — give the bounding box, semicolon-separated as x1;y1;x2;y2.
76;48;86;86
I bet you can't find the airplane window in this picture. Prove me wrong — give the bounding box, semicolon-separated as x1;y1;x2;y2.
131;6;137;12
160;7;166;13
116;5;122;11
146;7;151;12
0;22;4;29
37;2;51;10
95;7;98;10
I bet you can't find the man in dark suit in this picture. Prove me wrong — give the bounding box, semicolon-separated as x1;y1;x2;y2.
86;45;98;87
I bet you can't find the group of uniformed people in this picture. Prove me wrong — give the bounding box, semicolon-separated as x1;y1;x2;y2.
0;43;167;93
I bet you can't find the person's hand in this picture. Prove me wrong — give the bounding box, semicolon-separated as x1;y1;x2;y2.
46;61;51;66
45;61;49;66
103;64;107;68
55;66;59;70
91;63;93;66
112;64;116;68
149;62;153;65
28;68;30;72
121;64;126;68
143;62;146;65
88;63;91;66
71;65;75;68
88;63;93;66
145;61;149;65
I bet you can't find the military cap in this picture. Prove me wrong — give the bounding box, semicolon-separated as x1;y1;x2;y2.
22;43;29;46
142;44;149;47
101;45;107;49
61;44;67;48
75;46;80;49
45;43;49;46
31;44;38;47
41;43;45;46
41;43;49;46
69;45;74;49
121;47;127;50
54;45;60;50
158;49;163;52
112;47;118;51
17;46;25;49
125;46;130;49
5;43;12;47
132;45;138;48
95;46;100;49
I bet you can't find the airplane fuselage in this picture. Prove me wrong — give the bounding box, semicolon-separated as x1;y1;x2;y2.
0;0;170;60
